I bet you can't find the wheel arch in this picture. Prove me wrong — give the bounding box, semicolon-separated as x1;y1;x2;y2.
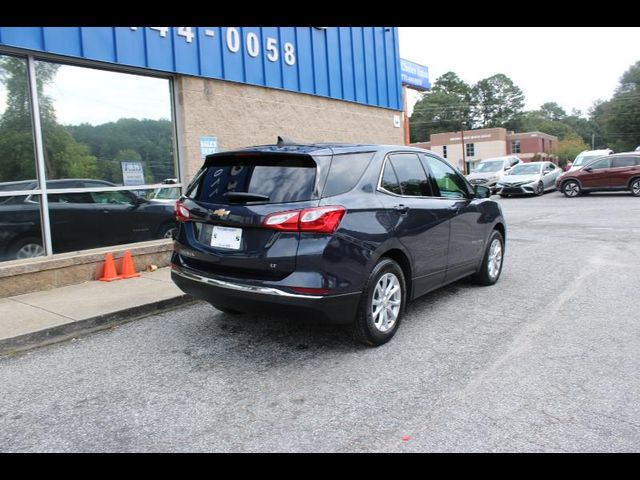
378;248;413;300
627;176;640;189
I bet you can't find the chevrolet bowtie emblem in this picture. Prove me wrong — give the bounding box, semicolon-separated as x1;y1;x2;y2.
213;208;230;218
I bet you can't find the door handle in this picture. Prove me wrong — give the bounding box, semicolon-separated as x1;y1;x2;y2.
393;204;409;214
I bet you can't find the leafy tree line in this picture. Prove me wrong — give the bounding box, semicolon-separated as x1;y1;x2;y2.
410;62;640;163
0;56;174;185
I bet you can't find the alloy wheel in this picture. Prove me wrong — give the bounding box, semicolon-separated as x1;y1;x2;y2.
487;238;503;280
632;180;640;196
371;272;401;333
564;182;580;197
16;243;45;259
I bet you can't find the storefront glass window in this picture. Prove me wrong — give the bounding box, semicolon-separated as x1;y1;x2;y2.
0;54;37;183
35;60;176;186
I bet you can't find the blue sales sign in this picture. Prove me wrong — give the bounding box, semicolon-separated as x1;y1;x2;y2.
200;136;218;159
400;59;430;91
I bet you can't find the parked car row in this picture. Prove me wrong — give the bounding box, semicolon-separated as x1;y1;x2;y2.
465;150;640;198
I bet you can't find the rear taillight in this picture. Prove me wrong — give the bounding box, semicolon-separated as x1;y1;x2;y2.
262;206;346;234
175;200;191;222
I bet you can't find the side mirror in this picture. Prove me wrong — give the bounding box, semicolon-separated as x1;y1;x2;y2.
474;185;491;199
584;167;593;172
543;171;550;176
504;166;511;171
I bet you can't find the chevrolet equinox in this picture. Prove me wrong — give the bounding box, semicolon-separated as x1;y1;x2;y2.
171;141;506;346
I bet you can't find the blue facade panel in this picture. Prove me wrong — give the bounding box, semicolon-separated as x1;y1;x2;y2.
0;26;402;111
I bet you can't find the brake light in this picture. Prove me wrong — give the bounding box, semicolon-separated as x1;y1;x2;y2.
262;206;346;234
175;200;191;222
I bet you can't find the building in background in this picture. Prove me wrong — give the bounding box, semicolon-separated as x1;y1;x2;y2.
0;27;404;294
411;127;558;171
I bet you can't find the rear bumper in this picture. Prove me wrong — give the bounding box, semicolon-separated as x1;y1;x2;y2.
171;265;361;324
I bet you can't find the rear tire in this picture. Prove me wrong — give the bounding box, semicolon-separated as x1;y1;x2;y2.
351;258;406;347
472;230;504;286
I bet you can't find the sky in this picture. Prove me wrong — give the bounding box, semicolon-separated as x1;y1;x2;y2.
399;27;640;117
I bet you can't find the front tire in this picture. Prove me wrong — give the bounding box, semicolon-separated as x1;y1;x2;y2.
630;178;640;197
351;258;406;347
472;230;504;286
562;180;581;198
535;181;544;196
10;237;45;260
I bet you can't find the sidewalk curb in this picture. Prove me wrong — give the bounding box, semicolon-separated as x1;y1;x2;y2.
0;294;199;357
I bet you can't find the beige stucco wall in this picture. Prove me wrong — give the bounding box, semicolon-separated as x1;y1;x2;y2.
175;76;404;181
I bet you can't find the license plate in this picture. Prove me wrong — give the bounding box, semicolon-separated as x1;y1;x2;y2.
210;226;242;250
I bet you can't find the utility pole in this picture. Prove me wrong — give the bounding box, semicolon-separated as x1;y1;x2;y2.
402;85;411;146
592;133;595;150
460;114;467;174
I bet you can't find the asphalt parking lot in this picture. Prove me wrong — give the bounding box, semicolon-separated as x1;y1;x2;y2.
1;191;639;452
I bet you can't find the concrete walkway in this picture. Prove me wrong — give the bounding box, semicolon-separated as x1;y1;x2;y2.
0;267;195;355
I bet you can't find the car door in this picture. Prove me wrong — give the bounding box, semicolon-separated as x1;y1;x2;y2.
422;154;486;281
87;190;147;245
542;163;557;189
580;157;612;188
609;156;639;187
376;152;453;296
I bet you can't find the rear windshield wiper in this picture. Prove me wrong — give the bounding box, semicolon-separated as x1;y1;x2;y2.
222;192;270;202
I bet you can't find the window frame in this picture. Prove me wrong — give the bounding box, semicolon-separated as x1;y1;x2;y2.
0;47;183;261
377;151;472;200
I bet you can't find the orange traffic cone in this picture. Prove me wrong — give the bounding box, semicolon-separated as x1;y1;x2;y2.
99;253;122;282
120;250;140;279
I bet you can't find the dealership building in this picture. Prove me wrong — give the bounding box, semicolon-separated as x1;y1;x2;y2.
412;127;558;172
0;27;405;295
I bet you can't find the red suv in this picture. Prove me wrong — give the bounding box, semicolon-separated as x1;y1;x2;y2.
557;153;640;197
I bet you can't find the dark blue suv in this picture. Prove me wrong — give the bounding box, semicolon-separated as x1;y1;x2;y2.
171;142;506;346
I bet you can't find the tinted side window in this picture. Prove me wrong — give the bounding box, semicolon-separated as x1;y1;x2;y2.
424;156;468;199
196;155;316;204
322;152;375;197
388;153;432;197
613;156;639;168
588;158;611;170
381;161;402;195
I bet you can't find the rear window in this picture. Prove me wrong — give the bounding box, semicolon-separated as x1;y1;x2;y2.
322;152;374;197
613;156;639;168
190;155;317;204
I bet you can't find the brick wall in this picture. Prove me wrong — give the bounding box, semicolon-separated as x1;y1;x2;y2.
175;76;404;181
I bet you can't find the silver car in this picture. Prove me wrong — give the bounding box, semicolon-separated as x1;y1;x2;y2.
466;156;522;193
495;162;563;197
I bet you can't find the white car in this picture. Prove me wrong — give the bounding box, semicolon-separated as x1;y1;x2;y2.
566;149;613;172
466;155;522;193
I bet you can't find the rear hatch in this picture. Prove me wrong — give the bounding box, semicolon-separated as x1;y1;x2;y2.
176;151;328;280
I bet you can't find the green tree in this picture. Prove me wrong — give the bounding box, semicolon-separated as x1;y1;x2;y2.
471;74;525;128
556;137;589;167
539;102;567;121
409;72;472;142
589;61;640;152
0;56;97;182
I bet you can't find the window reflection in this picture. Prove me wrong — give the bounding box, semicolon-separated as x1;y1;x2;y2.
0;54;37;183
35;61;176;186
0;193;45;261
